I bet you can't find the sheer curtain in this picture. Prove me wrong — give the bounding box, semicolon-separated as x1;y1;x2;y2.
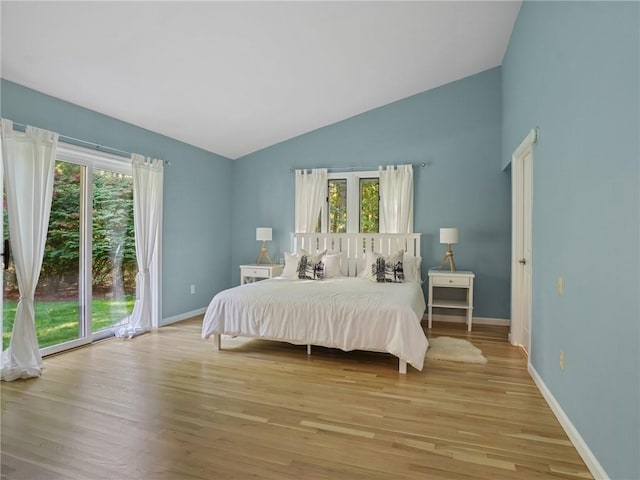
295;168;327;233
1;120;58;381
379;164;414;233
115;154;163;338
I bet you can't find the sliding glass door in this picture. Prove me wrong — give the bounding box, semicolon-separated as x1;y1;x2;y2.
2;145;136;354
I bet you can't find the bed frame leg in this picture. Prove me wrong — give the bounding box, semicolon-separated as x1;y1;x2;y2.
307;344;311;355
213;333;221;351
399;359;407;374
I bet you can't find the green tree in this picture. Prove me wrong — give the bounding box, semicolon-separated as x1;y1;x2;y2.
40;162;81;293
7;162;137;296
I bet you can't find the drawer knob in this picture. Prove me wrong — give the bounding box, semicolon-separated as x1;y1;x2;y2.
449;279;453;283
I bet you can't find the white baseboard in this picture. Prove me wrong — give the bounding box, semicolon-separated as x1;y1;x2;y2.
528;364;609;480
423;313;510;326
161;307;206;327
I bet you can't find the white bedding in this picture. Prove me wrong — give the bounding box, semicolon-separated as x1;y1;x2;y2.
201;277;429;371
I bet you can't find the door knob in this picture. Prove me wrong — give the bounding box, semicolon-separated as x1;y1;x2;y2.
519;258;526;265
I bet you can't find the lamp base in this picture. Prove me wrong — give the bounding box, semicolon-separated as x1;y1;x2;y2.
439;246;456;272
256;242;273;265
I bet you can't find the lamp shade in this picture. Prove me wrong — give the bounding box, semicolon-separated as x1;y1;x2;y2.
439;228;459;245
256;227;272;242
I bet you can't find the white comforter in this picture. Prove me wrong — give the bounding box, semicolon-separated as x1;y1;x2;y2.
201;277;428;371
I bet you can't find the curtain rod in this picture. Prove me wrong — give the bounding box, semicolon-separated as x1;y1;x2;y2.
7;121;172;165
289;161;430;173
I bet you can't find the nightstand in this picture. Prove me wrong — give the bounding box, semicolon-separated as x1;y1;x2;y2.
427;270;475;331
240;264;284;285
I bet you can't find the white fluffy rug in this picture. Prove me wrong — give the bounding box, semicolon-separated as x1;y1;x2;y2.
426;336;487;364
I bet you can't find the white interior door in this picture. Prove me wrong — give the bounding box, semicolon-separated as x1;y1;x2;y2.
511;131;535;355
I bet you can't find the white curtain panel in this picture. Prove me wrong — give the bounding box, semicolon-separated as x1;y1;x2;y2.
115;154;163;338
1;119;58;381
379;164;414;234
294;168;327;233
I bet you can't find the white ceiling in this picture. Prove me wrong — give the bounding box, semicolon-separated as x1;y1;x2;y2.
1;1;521;159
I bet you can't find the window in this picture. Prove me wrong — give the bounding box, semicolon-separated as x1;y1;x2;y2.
319;171;379;233
328;179;347;233
359;178;379;233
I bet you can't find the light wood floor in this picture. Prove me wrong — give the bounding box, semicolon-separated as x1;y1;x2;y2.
1;318;592;480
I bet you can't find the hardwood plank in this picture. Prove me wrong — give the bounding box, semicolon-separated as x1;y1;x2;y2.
0;318;593;479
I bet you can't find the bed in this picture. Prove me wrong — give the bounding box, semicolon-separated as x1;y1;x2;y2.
201;233;428;373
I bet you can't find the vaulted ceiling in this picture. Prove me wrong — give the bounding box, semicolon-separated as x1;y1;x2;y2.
1;1;521;159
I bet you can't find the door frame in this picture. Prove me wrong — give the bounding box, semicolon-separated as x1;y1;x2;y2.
510;128;537;353
39;143;161;355
37;144;134;355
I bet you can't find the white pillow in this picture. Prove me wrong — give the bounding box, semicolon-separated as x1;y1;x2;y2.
281;251;300;278
282;249;328;279
402;253;422;283
360;250;405;283
323;253;342;278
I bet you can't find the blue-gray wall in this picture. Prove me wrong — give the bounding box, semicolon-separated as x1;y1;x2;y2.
231;67;511;319
0;79;234;321
502;2;640;479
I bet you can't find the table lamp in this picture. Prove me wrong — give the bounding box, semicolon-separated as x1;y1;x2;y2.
256;227;273;265
439;228;459;272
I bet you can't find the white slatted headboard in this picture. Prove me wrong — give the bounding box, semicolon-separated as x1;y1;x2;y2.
293;233;421;277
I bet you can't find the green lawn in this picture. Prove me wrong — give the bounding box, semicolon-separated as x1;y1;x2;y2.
2;296;135;350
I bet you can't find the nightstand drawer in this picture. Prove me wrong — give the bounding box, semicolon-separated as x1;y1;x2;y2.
243;267;270;278
431;275;471;287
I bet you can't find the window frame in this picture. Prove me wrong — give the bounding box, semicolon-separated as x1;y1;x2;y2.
320;170;379;234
